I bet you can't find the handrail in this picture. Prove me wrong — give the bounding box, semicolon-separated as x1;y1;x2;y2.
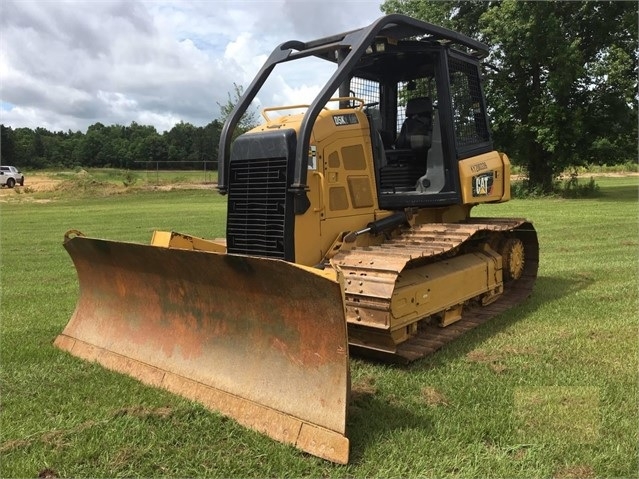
260;97;365;122
311;171;325;213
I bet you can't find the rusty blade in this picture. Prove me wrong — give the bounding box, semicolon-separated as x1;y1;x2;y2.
55;235;350;463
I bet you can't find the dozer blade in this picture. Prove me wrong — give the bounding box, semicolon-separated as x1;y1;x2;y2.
55;234;350;463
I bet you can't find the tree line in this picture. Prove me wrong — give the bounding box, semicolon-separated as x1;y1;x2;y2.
0;120;224;171
0;84;257;172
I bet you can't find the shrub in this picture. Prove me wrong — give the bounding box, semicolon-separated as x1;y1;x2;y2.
556;174;600;199
512;171;601;199
122;170;138;187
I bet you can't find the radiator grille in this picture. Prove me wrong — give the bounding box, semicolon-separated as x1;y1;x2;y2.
227;157;288;258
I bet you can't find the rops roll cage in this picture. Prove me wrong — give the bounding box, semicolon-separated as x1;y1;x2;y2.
217;14;489;210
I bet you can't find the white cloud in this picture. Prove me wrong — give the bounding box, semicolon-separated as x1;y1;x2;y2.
0;0;383;132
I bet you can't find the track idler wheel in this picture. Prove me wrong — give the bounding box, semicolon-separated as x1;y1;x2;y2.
500;238;525;281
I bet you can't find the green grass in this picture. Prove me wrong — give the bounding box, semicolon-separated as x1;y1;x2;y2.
1;176;637;478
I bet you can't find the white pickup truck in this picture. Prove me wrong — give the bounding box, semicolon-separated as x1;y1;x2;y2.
0;165;25;188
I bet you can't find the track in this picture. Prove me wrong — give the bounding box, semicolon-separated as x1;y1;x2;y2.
332;218;539;363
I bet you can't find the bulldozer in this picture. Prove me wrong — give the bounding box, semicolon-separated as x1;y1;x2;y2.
55;14;538;464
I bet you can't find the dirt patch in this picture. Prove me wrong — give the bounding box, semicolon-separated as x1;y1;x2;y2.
466;346;538;374
466;349;507;373
27;176;64;191
0;173;217;202
351;375;377;400
0;438;30;453
38;468;59;478
0;174;62;196
421;387;449;406
467;346;537;364
0;419;100;453
553;464;596;479
466;349;501;364
350;375;378;414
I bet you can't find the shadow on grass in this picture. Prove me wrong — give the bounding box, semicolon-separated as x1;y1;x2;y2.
595;184;639;203
346;274;592;462
403;274;594;372
346;392;434;464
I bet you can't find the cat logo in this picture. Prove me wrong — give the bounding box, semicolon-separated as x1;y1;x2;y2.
472;172;494;196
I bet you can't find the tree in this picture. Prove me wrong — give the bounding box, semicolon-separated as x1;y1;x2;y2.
217;83;259;136
12;128;37;168
381;0;638;192
202;119;223;169
1;125;16;165
165;121;198;166
79;123;107;167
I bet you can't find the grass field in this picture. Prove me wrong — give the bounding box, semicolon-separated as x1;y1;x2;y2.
1;175;637;478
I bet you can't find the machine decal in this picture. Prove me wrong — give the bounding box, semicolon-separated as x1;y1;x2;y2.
470;161;488;173
308;145;317;169
472;172;494;196
332;114;359;126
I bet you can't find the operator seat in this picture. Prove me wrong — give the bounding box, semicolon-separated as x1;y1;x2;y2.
395;97;433;153
378;97;435;192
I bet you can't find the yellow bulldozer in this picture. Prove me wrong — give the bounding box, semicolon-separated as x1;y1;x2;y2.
55;15;538;464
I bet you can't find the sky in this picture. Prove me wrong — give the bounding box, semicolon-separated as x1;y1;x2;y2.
0;0;385;133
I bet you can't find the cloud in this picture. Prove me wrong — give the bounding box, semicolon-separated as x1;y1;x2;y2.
0;0;383;132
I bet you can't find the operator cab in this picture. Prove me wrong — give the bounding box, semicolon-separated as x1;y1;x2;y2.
341;38;493;209
219;15;496;214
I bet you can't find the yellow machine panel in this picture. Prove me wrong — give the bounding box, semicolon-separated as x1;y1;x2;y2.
459;151;511;204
